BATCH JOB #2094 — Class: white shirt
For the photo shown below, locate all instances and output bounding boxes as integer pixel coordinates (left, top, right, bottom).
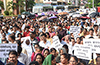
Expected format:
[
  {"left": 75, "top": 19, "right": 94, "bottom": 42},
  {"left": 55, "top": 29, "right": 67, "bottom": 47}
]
[
  {"left": 39, "top": 40, "right": 51, "bottom": 48},
  {"left": 85, "top": 35, "right": 98, "bottom": 39},
  {"left": 18, "top": 53, "right": 29, "bottom": 65},
  {"left": 22, "top": 43, "right": 33, "bottom": 62}
]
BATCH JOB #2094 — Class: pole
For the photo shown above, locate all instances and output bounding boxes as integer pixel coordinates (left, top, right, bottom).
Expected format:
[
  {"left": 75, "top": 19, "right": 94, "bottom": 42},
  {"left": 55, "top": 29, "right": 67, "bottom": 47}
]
[{"left": 93, "top": 0, "right": 94, "bottom": 10}]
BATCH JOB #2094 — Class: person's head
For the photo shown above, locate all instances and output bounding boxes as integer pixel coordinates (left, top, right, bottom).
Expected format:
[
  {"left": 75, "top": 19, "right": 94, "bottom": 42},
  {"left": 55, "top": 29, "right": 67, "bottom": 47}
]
[
  {"left": 71, "top": 38, "right": 75, "bottom": 45},
  {"left": 34, "top": 43, "right": 39, "bottom": 51},
  {"left": 46, "top": 32, "right": 50, "bottom": 38},
  {"left": 29, "top": 61, "right": 39, "bottom": 65},
  {"left": 93, "top": 25, "right": 98, "bottom": 31},
  {"left": 96, "top": 53, "right": 100, "bottom": 57},
  {"left": 8, "top": 50, "right": 18, "bottom": 63},
  {"left": 41, "top": 33, "right": 47, "bottom": 41},
  {"left": 58, "top": 24, "right": 62, "bottom": 30},
  {"left": 25, "top": 26, "right": 30, "bottom": 32},
  {"left": 69, "top": 55, "right": 78, "bottom": 65},
  {"left": 76, "top": 37, "right": 80, "bottom": 44},
  {"left": 17, "top": 33, "right": 22, "bottom": 38},
  {"left": 63, "top": 45, "right": 69, "bottom": 54},
  {"left": 2, "top": 32, "right": 6, "bottom": 37},
  {"left": 96, "top": 56, "right": 100, "bottom": 65},
  {"left": 8, "top": 34, "right": 15, "bottom": 42},
  {"left": 89, "top": 28, "right": 94, "bottom": 35},
  {"left": 30, "top": 31, "right": 36, "bottom": 38},
  {"left": 59, "top": 48, "right": 66, "bottom": 55},
  {"left": 34, "top": 53, "right": 44, "bottom": 64},
  {"left": 25, "top": 39, "right": 30, "bottom": 45},
  {"left": 42, "top": 48, "right": 49, "bottom": 58},
  {"left": 50, "top": 48, "right": 56, "bottom": 57},
  {"left": 60, "top": 53, "right": 69, "bottom": 64}
]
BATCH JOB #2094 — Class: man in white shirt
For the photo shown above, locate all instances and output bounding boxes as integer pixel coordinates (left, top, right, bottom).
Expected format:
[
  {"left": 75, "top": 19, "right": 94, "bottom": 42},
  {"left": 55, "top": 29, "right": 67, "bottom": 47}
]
[
  {"left": 18, "top": 46, "right": 29, "bottom": 65},
  {"left": 85, "top": 28, "right": 98, "bottom": 39},
  {"left": 39, "top": 33, "right": 51, "bottom": 48}
]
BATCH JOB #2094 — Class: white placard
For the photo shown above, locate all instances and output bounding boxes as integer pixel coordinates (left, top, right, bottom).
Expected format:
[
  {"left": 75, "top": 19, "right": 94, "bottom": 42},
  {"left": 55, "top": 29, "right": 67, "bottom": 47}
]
[
  {"left": 83, "top": 39, "right": 100, "bottom": 53},
  {"left": 74, "top": 45, "right": 92, "bottom": 60},
  {"left": 0, "top": 44, "right": 17, "bottom": 58},
  {"left": 50, "top": 36, "right": 63, "bottom": 51},
  {"left": 70, "top": 26, "right": 80, "bottom": 40}
]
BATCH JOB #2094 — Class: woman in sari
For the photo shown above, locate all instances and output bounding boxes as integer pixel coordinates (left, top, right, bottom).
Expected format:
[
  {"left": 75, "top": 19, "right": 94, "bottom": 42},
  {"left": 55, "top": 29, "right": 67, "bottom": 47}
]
[{"left": 42, "top": 54, "right": 56, "bottom": 65}]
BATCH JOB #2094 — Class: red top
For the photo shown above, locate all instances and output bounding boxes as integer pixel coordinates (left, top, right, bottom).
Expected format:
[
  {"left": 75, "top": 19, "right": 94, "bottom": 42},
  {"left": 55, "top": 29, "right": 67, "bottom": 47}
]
[{"left": 23, "top": 31, "right": 31, "bottom": 37}]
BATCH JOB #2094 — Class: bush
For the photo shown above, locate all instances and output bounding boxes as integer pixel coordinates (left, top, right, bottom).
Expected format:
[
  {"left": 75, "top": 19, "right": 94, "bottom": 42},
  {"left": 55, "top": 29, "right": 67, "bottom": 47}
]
[
  {"left": 4, "top": 11, "right": 9, "bottom": 15},
  {"left": 9, "top": 11, "right": 13, "bottom": 15},
  {"left": 21, "top": 9, "right": 25, "bottom": 14}
]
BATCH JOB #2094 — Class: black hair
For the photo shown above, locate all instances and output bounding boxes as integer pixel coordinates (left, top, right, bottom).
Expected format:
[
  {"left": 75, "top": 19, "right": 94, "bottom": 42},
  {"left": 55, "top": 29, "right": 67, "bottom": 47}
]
[
  {"left": 35, "top": 53, "right": 44, "bottom": 63},
  {"left": 63, "top": 45, "right": 68, "bottom": 49},
  {"left": 16, "top": 40, "right": 21, "bottom": 46},
  {"left": 8, "top": 50, "right": 18, "bottom": 56},
  {"left": 29, "top": 61, "right": 39, "bottom": 65},
  {"left": 76, "top": 37, "right": 80, "bottom": 40},
  {"left": 25, "top": 26, "right": 30, "bottom": 29},
  {"left": 70, "top": 55, "right": 78, "bottom": 63},
  {"left": 51, "top": 55, "right": 55, "bottom": 61},
  {"left": 50, "top": 48, "right": 56, "bottom": 52},
  {"left": 46, "top": 32, "right": 50, "bottom": 38},
  {"left": 96, "top": 56, "right": 100, "bottom": 61},
  {"left": 41, "top": 33, "right": 47, "bottom": 37},
  {"left": 61, "top": 53, "right": 69, "bottom": 59},
  {"left": 17, "top": 33, "right": 22, "bottom": 38},
  {"left": 9, "top": 34, "right": 15, "bottom": 40},
  {"left": 89, "top": 28, "right": 94, "bottom": 32},
  {"left": 93, "top": 25, "right": 98, "bottom": 28},
  {"left": 44, "top": 49, "right": 49, "bottom": 53},
  {"left": 57, "top": 34, "right": 63, "bottom": 41},
  {"left": 17, "top": 46, "right": 22, "bottom": 54}
]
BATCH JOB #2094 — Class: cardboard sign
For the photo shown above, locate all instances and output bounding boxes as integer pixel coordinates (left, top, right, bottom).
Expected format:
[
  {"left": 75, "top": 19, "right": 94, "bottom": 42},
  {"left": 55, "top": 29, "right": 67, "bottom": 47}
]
[
  {"left": 74, "top": 45, "right": 91, "bottom": 60},
  {"left": 83, "top": 39, "right": 100, "bottom": 53},
  {"left": 50, "top": 36, "right": 63, "bottom": 51},
  {"left": 70, "top": 26, "right": 80, "bottom": 40},
  {"left": 0, "top": 44, "right": 17, "bottom": 58}
]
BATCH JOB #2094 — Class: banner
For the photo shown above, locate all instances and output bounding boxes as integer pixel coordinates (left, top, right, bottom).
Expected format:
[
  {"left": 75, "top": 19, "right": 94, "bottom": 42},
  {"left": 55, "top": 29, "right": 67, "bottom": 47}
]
[
  {"left": 50, "top": 36, "right": 63, "bottom": 51},
  {"left": 83, "top": 39, "right": 100, "bottom": 53},
  {"left": 0, "top": 44, "right": 17, "bottom": 58},
  {"left": 74, "top": 45, "right": 91, "bottom": 60}
]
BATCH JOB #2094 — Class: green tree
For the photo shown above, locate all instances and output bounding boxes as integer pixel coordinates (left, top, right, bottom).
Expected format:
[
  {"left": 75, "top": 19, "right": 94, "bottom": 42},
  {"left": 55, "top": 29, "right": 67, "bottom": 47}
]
[
  {"left": 0, "top": 0, "right": 4, "bottom": 9},
  {"left": 7, "top": 1, "right": 17, "bottom": 11},
  {"left": 17, "top": 0, "right": 25, "bottom": 14},
  {"left": 26, "top": 0, "right": 35, "bottom": 12}
]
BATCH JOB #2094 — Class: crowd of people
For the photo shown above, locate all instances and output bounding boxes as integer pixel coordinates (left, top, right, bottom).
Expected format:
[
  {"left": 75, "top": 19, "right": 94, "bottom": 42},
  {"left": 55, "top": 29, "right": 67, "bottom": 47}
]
[{"left": 0, "top": 8, "right": 100, "bottom": 65}]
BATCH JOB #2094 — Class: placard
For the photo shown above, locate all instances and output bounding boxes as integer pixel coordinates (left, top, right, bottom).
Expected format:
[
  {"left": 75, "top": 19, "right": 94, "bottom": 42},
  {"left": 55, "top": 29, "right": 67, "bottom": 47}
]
[
  {"left": 50, "top": 36, "right": 63, "bottom": 51},
  {"left": 0, "top": 44, "right": 17, "bottom": 58},
  {"left": 74, "top": 45, "right": 91, "bottom": 60},
  {"left": 83, "top": 39, "right": 100, "bottom": 53}
]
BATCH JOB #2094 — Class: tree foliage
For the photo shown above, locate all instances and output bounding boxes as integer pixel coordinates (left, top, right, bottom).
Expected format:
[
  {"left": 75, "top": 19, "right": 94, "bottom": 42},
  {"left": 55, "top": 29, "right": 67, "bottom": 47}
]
[{"left": 0, "top": 0, "right": 4, "bottom": 9}]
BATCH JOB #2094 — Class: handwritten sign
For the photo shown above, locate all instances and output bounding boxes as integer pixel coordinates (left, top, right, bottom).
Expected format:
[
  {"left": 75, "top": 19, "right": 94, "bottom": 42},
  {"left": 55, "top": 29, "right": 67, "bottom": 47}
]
[
  {"left": 83, "top": 39, "right": 100, "bottom": 53},
  {"left": 74, "top": 45, "right": 91, "bottom": 60},
  {"left": 50, "top": 36, "right": 63, "bottom": 51},
  {"left": 0, "top": 44, "right": 17, "bottom": 58}
]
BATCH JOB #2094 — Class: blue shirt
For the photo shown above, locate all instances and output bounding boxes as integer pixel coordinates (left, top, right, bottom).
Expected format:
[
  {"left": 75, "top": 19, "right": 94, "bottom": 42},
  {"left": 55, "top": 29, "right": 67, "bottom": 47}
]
[{"left": 17, "top": 60, "right": 24, "bottom": 65}]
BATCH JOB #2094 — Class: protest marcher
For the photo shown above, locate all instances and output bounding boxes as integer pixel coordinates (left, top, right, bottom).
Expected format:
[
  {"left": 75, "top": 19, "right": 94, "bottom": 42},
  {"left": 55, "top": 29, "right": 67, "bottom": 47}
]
[
  {"left": 29, "top": 61, "right": 39, "bottom": 65},
  {"left": 17, "top": 46, "right": 29, "bottom": 65},
  {"left": 57, "top": 53, "right": 69, "bottom": 65},
  {"left": 42, "top": 54, "right": 56, "bottom": 65},
  {"left": 8, "top": 50, "right": 24, "bottom": 65},
  {"left": 42, "top": 48, "right": 50, "bottom": 58},
  {"left": 68, "top": 55, "right": 78, "bottom": 65},
  {"left": 39, "top": 33, "right": 51, "bottom": 48},
  {"left": 50, "top": 48, "right": 57, "bottom": 57},
  {"left": 0, "top": 60, "right": 4, "bottom": 65},
  {"left": 33, "top": 53, "right": 44, "bottom": 65}
]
